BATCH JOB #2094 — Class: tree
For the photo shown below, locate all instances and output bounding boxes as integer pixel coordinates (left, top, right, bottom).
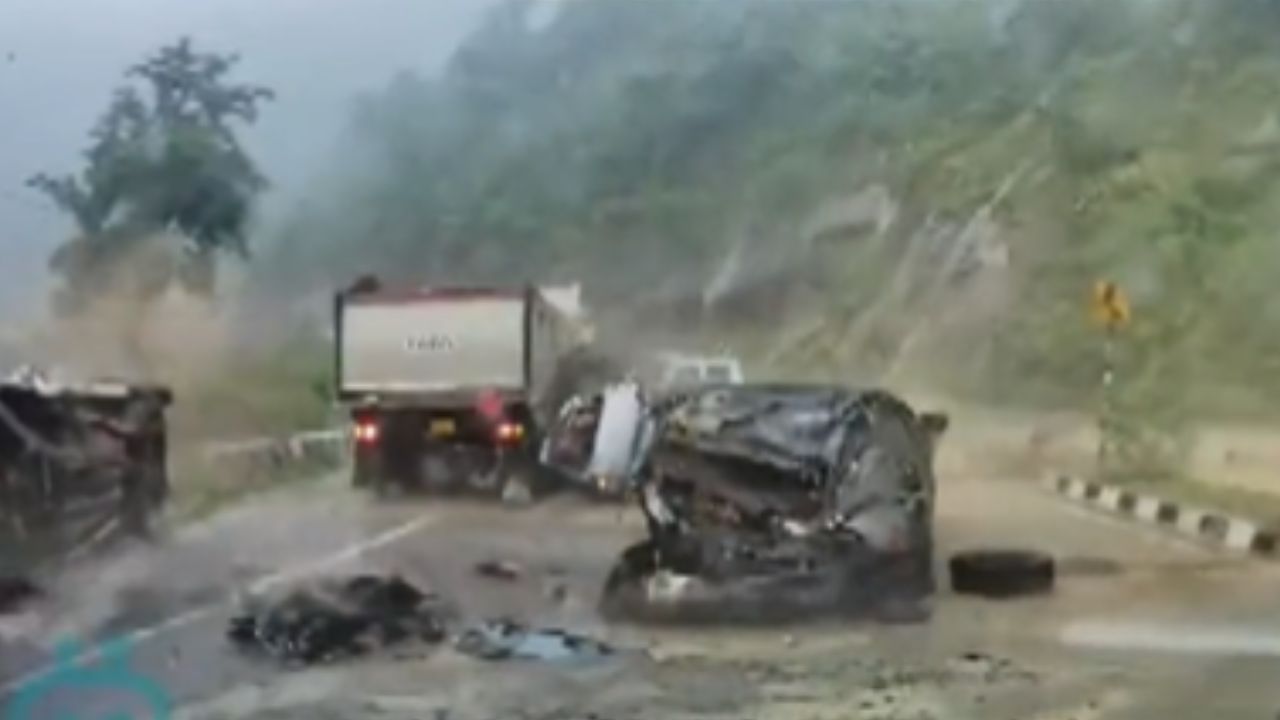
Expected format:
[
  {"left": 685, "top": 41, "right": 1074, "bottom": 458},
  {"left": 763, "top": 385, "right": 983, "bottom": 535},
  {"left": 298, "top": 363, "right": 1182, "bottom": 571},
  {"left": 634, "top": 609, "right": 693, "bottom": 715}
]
[{"left": 29, "top": 38, "right": 274, "bottom": 314}]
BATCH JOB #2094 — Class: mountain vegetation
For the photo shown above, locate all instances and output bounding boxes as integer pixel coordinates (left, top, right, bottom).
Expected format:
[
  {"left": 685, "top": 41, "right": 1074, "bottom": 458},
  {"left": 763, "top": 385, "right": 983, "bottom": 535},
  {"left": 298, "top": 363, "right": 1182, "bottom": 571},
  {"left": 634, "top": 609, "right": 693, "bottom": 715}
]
[{"left": 254, "top": 0, "right": 1280, "bottom": 475}]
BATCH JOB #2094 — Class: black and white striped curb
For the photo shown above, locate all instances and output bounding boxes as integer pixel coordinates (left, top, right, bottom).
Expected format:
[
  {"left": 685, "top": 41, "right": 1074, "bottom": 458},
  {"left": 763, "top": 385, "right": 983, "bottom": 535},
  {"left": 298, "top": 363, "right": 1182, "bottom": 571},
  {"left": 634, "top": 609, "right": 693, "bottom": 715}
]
[{"left": 1047, "top": 475, "right": 1279, "bottom": 558}]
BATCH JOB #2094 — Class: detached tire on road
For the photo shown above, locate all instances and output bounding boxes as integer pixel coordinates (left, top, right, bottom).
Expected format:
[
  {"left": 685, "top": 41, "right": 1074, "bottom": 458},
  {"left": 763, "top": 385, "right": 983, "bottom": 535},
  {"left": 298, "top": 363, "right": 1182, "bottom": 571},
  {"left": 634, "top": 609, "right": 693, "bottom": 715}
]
[{"left": 949, "top": 549, "right": 1055, "bottom": 598}]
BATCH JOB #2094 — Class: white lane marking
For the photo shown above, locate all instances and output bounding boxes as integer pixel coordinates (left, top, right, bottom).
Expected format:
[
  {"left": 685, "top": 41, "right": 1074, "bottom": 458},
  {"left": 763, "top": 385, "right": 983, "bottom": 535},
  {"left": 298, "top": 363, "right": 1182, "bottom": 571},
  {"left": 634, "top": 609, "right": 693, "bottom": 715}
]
[
  {"left": 1061, "top": 619, "right": 1280, "bottom": 657},
  {"left": 248, "top": 515, "right": 435, "bottom": 594},
  {"left": 0, "top": 513, "right": 437, "bottom": 696}
]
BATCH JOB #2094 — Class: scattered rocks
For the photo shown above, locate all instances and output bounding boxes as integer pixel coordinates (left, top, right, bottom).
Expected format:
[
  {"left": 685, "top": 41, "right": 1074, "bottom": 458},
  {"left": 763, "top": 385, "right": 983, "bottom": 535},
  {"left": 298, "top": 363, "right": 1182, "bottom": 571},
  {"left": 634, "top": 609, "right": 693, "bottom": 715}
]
[
  {"left": 947, "top": 651, "right": 1038, "bottom": 684},
  {"left": 851, "top": 688, "right": 942, "bottom": 720},
  {"left": 474, "top": 559, "right": 524, "bottom": 582},
  {"left": 546, "top": 582, "right": 569, "bottom": 604},
  {"left": 0, "top": 575, "right": 40, "bottom": 613}
]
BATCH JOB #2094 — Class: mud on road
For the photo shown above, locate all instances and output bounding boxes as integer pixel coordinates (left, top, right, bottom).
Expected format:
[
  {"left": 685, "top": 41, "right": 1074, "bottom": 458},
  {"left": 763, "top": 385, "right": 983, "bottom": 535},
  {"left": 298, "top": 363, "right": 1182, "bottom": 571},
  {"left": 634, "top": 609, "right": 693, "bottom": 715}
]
[{"left": 3, "top": 466, "right": 1280, "bottom": 719}]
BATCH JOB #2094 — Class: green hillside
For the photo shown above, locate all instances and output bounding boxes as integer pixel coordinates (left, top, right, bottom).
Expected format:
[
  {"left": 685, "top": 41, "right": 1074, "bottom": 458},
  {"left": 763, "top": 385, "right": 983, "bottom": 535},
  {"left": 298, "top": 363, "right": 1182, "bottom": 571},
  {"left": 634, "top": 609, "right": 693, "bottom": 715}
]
[{"left": 260, "top": 0, "right": 1280, "bottom": 465}]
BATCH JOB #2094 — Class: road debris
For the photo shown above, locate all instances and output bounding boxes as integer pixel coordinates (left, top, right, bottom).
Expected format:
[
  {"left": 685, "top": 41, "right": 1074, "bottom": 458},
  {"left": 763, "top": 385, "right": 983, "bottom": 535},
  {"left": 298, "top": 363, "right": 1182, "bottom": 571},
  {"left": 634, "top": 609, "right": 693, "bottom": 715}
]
[
  {"left": 947, "top": 651, "right": 1039, "bottom": 683},
  {"left": 597, "top": 384, "right": 948, "bottom": 622},
  {"left": 949, "top": 549, "right": 1055, "bottom": 598},
  {"left": 226, "top": 574, "right": 449, "bottom": 665},
  {"left": 453, "top": 619, "right": 614, "bottom": 662},
  {"left": 545, "top": 581, "right": 569, "bottom": 604},
  {"left": 0, "top": 575, "right": 39, "bottom": 613},
  {"left": 474, "top": 559, "right": 524, "bottom": 582}
]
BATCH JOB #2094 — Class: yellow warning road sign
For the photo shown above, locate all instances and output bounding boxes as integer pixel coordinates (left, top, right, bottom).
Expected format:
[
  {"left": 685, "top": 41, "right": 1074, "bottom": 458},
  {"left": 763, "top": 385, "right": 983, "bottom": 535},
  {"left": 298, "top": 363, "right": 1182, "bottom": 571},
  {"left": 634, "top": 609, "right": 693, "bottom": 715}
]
[{"left": 1091, "top": 280, "right": 1131, "bottom": 331}]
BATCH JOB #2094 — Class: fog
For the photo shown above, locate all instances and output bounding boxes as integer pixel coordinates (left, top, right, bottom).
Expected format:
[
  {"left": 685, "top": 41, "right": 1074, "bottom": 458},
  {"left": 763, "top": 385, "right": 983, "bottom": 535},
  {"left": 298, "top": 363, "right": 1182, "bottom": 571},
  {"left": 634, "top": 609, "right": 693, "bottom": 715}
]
[{"left": 0, "top": 0, "right": 496, "bottom": 319}]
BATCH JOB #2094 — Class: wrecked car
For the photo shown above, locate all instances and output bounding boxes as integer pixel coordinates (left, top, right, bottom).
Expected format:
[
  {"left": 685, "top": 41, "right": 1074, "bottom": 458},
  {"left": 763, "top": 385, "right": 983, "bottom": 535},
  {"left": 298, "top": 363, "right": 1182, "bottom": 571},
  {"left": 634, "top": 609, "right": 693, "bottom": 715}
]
[
  {"left": 0, "top": 369, "right": 171, "bottom": 575},
  {"left": 587, "top": 383, "right": 948, "bottom": 623},
  {"left": 540, "top": 379, "right": 655, "bottom": 499}
]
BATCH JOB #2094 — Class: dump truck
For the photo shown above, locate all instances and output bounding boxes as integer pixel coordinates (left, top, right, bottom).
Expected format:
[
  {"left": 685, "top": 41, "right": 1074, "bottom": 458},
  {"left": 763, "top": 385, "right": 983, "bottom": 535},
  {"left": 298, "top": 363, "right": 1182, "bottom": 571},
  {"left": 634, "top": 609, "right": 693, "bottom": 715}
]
[
  {"left": 0, "top": 369, "right": 171, "bottom": 576},
  {"left": 335, "top": 280, "right": 599, "bottom": 499}
]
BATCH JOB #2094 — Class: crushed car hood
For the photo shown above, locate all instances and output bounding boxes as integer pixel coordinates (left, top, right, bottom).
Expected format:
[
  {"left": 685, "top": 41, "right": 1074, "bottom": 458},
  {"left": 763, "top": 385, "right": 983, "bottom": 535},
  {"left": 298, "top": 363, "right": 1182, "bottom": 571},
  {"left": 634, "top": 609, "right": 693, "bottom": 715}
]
[
  {"left": 648, "top": 384, "right": 946, "bottom": 539},
  {"left": 602, "top": 384, "right": 948, "bottom": 623},
  {"left": 662, "top": 384, "right": 923, "bottom": 484}
]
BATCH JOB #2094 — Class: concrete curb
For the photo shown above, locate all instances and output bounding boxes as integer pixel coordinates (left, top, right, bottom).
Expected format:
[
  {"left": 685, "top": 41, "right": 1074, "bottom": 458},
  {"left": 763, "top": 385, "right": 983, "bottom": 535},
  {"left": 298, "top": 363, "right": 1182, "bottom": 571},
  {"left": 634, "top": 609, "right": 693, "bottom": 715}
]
[{"left": 1046, "top": 475, "right": 1279, "bottom": 558}]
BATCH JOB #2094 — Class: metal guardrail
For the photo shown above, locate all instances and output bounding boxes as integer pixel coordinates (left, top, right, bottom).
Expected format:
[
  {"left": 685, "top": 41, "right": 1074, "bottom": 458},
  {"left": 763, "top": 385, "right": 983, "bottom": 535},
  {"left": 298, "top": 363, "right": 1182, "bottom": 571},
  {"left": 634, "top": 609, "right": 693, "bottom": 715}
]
[
  {"left": 201, "top": 428, "right": 346, "bottom": 460},
  {"left": 195, "top": 428, "right": 349, "bottom": 481}
]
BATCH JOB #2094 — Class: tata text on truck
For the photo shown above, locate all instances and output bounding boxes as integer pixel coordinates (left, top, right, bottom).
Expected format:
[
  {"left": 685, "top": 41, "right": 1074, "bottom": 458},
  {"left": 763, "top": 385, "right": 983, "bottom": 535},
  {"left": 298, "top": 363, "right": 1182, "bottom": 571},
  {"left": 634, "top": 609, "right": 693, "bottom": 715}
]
[{"left": 334, "top": 281, "right": 589, "bottom": 500}]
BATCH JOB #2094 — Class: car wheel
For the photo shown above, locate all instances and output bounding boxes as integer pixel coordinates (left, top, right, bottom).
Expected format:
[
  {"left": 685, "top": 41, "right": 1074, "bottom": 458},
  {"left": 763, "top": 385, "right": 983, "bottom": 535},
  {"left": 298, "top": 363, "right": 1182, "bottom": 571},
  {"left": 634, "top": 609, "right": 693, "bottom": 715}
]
[{"left": 949, "top": 549, "right": 1055, "bottom": 598}]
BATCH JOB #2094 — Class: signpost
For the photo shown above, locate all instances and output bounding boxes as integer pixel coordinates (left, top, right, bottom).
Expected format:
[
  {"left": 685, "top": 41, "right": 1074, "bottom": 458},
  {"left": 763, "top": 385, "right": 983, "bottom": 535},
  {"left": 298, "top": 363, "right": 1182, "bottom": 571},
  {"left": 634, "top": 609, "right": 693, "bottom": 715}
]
[
  {"left": 1091, "top": 280, "right": 1130, "bottom": 465},
  {"left": 1092, "top": 280, "right": 1131, "bottom": 332}
]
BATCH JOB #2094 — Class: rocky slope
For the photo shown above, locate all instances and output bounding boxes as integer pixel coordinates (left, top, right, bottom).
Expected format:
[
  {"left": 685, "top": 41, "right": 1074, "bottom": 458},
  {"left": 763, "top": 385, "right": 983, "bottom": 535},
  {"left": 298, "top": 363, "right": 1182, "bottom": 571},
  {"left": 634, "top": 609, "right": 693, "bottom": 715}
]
[{"left": 261, "top": 0, "right": 1280, "bottom": 418}]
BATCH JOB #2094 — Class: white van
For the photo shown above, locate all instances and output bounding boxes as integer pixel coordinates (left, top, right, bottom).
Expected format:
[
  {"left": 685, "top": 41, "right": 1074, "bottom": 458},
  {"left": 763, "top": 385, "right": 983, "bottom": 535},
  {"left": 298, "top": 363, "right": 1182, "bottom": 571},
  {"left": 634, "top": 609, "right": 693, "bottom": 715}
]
[{"left": 655, "top": 352, "right": 745, "bottom": 390}]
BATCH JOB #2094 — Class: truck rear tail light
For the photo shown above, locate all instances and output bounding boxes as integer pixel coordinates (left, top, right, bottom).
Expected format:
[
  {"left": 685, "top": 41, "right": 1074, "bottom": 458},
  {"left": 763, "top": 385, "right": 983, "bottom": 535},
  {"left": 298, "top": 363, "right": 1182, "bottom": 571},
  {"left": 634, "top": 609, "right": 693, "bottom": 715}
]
[
  {"left": 353, "top": 421, "right": 380, "bottom": 444},
  {"left": 495, "top": 422, "right": 525, "bottom": 444}
]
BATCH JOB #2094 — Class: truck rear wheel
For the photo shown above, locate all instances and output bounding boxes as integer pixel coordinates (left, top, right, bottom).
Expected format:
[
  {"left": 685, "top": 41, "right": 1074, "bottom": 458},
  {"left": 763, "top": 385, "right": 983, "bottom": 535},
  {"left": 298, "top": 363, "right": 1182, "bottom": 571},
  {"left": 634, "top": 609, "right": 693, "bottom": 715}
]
[
  {"left": 353, "top": 462, "right": 396, "bottom": 494},
  {"left": 353, "top": 463, "right": 404, "bottom": 498},
  {"left": 373, "top": 479, "right": 404, "bottom": 499}
]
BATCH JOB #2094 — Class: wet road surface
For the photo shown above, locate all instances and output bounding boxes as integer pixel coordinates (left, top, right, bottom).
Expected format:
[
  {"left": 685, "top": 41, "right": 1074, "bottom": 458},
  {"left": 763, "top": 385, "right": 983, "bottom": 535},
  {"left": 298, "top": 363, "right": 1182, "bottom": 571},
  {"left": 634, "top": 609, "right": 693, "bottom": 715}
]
[{"left": 3, "top": 466, "right": 1280, "bottom": 719}]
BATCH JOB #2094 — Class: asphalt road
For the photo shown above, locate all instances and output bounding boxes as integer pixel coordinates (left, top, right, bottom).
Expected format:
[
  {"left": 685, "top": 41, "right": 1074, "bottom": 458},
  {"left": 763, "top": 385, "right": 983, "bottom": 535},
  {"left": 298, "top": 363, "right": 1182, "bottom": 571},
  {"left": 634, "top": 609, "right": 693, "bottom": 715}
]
[{"left": 3, "top": 465, "right": 1280, "bottom": 719}]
